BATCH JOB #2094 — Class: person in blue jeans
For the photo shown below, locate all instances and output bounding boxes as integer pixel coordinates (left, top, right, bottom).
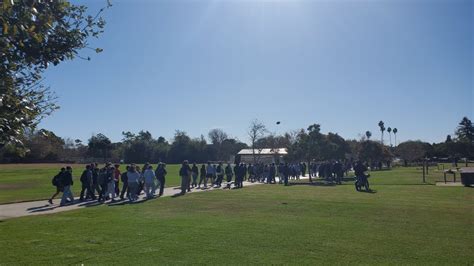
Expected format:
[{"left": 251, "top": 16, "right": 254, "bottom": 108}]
[{"left": 60, "top": 166, "right": 74, "bottom": 206}]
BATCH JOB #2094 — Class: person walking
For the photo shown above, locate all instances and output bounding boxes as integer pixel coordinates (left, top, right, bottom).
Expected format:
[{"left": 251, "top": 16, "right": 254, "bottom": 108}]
[
  {"left": 143, "top": 165, "right": 156, "bottom": 199},
  {"left": 283, "top": 163, "right": 289, "bottom": 186},
  {"left": 180, "top": 160, "right": 192, "bottom": 194},
  {"left": 120, "top": 165, "right": 130, "bottom": 200},
  {"left": 79, "top": 165, "right": 95, "bottom": 201},
  {"left": 155, "top": 163, "right": 167, "bottom": 197},
  {"left": 191, "top": 163, "right": 199, "bottom": 188},
  {"left": 215, "top": 162, "right": 224, "bottom": 187},
  {"left": 269, "top": 163, "right": 276, "bottom": 184},
  {"left": 97, "top": 167, "right": 107, "bottom": 202},
  {"left": 206, "top": 162, "right": 214, "bottom": 187},
  {"left": 198, "top": 164, "right": 207, "bottom": 188},
  {"left": 48, "top": 168, "right": 65, "bottom": 204},
  {"left": 60, "top": 166, "right": 74, "bottom": 206},
  {"left": 114, "top": 164, "right": 121, "bottom": 196},
  {"left": 91, "top": 163, "right": 100, "bottom": 196},
  {"left": 224, "top": 163, "right": 233, "bottom": 189},
  {"left": 127, "top": 164, "right": 140, "bottom": 201},
  {"left": 106, "top": 166, "right": 117, "bottom": 201}
]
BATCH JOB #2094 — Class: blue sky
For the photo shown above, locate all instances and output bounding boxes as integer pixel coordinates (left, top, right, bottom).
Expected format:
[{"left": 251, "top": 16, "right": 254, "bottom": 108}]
[{"left": 40, "top": 0, "right": 473, "bottom": 145}]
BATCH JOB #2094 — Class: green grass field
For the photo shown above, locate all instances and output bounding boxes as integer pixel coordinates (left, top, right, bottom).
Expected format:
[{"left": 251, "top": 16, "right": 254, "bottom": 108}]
[
  {"left": 0, "top": 165, "right": 473, "bottom": 264},
  {"left": 0, "top": 163, "right": 470, "bottom": 204},
  {"left": 0, "top": 163, "right": 182, "bottom": 204}
]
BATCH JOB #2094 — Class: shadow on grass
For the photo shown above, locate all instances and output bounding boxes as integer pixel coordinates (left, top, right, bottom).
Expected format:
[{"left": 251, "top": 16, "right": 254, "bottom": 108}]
[
  {"left": 171, "top": 192, "right": 186, "bottom": 198},
  {"left": 27, "top": 200, "right": 85, "bottom": 213},
  {"left": 288, "top": 181, "right": 337, "bottom": 187},
  {"left": 27, "top": 204, "right": 50, "bottom": 211},
  {"left": 107, "top": 198, "right": 149, "bottom": 206},
  {"left": 374, "top": 183, "right": 435, "bottom": 186},
  {"left": 357, "top": 189, "right": 377, "bottom": 194},
  {"left": 29, "top": 206, "right": 57, "bottom": 213}
]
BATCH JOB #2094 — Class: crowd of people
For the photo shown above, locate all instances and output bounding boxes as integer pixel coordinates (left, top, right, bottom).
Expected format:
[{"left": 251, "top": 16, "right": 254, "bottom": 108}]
[{"left": 48, "top": 160, "right": 370, "bottom": 206}]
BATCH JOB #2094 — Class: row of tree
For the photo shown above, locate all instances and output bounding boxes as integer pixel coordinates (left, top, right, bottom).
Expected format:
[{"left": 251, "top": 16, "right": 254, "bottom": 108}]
[{"left": 1, "top": 117, "right": 472, "bottom": 165}]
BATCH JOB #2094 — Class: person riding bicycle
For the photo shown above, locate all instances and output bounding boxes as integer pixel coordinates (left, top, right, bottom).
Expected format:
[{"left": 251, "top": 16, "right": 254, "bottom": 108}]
[{"left": 354, "top": 161, "right": 368, "bottom": 183}]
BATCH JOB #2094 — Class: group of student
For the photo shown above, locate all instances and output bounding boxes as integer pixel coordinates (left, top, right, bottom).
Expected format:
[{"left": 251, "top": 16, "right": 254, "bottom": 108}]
[
  {"left": 48, "top": 160, "right": 367, "bottom": 206},
  {"left": 49, "top": 162, "right": 168, "bottom": 206}
]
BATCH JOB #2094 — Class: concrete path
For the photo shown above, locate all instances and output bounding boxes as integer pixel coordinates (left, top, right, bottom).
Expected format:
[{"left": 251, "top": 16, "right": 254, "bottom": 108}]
[{"left": 0, "top": 176, "right": 309, "bottom": 220}]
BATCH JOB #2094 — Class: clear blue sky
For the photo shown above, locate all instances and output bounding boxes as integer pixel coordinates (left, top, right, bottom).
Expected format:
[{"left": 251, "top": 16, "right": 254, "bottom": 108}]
[{"left": 40, "top": 0, "right": 473, "bottom": 145}]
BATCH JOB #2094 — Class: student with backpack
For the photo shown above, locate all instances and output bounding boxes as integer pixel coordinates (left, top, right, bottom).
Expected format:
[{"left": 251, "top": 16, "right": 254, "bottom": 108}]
[
  {"left": 48, "top": 168, "right": 65, "bottom": 204},
  {"left": 60, "top": 166, "right": 74, "bottom": 206},
  {"left": 215, "top": 162, "right": 224, "bottom": 188}
]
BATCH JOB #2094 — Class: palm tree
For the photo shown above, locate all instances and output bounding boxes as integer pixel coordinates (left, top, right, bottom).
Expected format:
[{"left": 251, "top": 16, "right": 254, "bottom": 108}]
[
  {"left": 365, "top": 131, "right": 372, "bottom": 140},
  {"left": 387, "top": 127, "right": 392, "bottom": 146},
  {"left": 393, "top": 128, "right": 398, "bottom": 146},
  {"left": 378, "top": 121, "right": 385, "bottom": 145}
]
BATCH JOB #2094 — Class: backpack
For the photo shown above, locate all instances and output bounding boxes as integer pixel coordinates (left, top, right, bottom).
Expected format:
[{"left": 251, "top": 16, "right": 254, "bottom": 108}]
[
  {"left": 52, "top": 174, "right": 61, "bottom": 187},
  {"left": 80, "top": 170, "right": 87, "bottom": 183}
]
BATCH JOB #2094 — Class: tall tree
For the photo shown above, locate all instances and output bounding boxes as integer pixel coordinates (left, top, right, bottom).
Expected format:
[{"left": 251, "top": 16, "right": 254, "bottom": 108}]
[
  {"left": 365, "top": 131, "right": 372, "bottom": 140},
  {"left": 456, "top": 117, "right": 474, "bottom": 144},
  {"left": 0, "top": 0, "right": 110, "bottom": 146},
  {"left": 88, "top": 133, "right": 112, "bottom": 161},
  {"left": 455, "top": 117, "right": 474, "bottom": 161},
  {"left": 387, "top": 127, "right": 392, "bottom": 146},
  {"left": 395, "top": 141, "right": 430, "bottom": 166},
  {"left": 247, "top": 119, "right": 267, "bottom": 164},
  {"left": 392, "top": 128, "right": 398, "bottom": 146},
  {"left": 208, "top": 128, "right": 228, "bottom": 160},
  {"left": 378, "top": 121, "right": 385, "bottom": 145}
]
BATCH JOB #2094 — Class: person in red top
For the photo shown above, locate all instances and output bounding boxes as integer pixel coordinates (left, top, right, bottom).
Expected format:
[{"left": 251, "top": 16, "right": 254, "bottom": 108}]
[{"left": 114, "top": 164, "right": 121, "bottom": 196}]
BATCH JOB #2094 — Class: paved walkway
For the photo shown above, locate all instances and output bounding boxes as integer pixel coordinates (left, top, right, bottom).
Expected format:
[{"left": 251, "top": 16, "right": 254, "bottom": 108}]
[{"left": 0, "top": 176, "right": 309, "bottom": 220}]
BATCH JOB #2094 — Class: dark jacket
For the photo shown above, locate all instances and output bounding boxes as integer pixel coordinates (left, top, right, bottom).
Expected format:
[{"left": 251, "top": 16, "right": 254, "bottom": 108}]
[
  {"left": 192, "top": 165, "right": 199, "bottom": 175},
  {"left": 62, "top": 171, "right": 73, "bottom": 186},
  {"left": 179, "top": 165, "right": 191, "bottom": 176},
  {"left": 155, "top": 167, "right": 167, "bottom": 178},
  {"left": 354, "top": 163, "right": 368, "bottom": 177},
  {"left": 225, "top": 165, "right": 233, "bottom": 176}
]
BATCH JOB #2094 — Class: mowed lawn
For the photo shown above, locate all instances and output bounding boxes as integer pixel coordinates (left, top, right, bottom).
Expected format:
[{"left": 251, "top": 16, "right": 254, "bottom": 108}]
[
  {"left": 0, "top": 163, "right": 183, "bottom": 204},
  {"left": 0, "top": 167, "right": 473, "bottom": 264}
]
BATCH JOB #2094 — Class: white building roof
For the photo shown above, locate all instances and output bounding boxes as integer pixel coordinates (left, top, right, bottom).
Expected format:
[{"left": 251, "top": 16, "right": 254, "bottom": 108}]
[{"left": 237, "top": 148, "right": 288, "bottom": 155}]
